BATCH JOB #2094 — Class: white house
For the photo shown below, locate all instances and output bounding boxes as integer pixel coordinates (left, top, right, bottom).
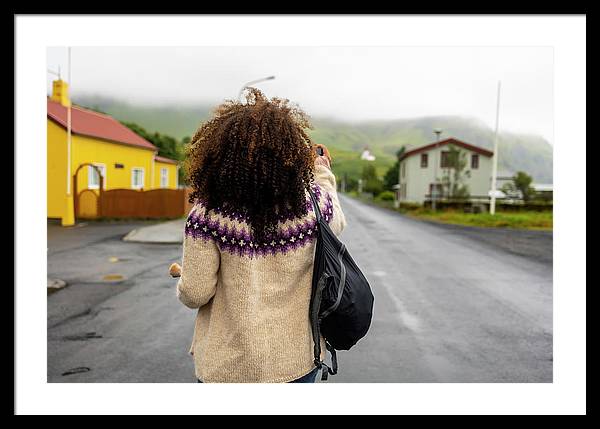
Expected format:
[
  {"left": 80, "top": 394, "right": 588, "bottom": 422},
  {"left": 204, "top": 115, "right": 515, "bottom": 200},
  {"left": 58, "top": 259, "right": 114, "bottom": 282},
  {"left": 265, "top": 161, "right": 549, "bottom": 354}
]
[
  {"left": 397, "top": 137, "right": 494, "bottom": 204},
  {"left": 360, "top": 147, "right": 376, "bottom": 161}
]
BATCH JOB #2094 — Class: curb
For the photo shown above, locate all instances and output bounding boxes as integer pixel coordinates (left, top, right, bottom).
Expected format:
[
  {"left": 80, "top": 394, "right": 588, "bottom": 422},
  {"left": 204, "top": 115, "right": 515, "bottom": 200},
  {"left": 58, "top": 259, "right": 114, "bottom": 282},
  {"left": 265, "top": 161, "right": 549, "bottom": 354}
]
[
  {"left": 121, "top": 219, "right": 185, "bottom": 244},
  {"left": 122, "top": 232, "right": 183, "bottom": 244}
]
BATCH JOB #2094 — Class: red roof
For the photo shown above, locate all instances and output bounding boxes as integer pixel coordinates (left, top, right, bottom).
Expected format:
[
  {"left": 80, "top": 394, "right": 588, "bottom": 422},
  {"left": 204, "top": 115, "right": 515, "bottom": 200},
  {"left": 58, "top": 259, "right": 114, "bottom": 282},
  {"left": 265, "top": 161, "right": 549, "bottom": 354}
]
[
  {"left": 47, "top": 98, "right": 157, "bottom": 151},
  {"left": 155, "top": 155, "right": 179, "bottom": 165},
  {"left": 400, "top": 137, "right": 493, "bottom": 161}
]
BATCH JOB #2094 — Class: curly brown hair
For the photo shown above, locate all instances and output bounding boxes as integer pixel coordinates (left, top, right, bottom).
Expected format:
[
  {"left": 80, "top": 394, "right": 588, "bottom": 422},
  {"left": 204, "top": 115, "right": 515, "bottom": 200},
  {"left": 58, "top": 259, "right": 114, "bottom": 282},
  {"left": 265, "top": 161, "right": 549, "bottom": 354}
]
[{"left": 185, "top": 88, "right": 317, "bottom": 242}]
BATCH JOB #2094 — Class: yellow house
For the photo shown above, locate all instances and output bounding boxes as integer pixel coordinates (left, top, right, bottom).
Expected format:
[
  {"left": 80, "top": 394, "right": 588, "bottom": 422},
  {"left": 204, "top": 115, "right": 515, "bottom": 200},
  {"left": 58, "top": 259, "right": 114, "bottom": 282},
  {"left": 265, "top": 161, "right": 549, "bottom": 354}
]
[
  {"left": 47, "top": 79, "right": 180, "bottom": 226},
  {"left": 153, "top": 156, "right": 179, "bottom": 189}
]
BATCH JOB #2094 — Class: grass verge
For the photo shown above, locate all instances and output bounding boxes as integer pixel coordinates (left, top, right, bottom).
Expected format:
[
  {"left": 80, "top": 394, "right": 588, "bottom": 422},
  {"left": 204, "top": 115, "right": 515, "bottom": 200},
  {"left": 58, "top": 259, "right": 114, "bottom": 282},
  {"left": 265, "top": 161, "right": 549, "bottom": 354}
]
[
  {"left": 345, "top": 192, "right": 553, "bottom": 231},
  {"left": 403, "top": 208, "right": 553, "bottom": 230}
]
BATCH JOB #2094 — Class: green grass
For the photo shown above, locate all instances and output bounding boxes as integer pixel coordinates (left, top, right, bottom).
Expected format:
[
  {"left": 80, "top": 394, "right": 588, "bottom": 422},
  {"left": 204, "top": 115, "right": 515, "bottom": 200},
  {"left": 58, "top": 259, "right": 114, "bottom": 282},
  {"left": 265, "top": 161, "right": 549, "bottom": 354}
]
[
  {"left": 402, "top": 208, "right": 553, "bottom": 230},
  {"left": 344, "top": 193, "right": 553, "bottom": 231}
]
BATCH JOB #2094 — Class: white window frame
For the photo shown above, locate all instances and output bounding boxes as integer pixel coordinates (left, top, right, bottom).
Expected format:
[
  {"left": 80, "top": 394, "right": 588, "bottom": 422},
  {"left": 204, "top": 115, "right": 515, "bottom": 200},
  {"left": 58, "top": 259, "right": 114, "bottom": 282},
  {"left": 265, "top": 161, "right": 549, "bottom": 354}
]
[
  {"left": 88, "top": 163, "right": 106, "bottom": 190},
  {"left": 131, "top": 167, "right": 145, "bottom": 190},
  {"left": 160, "top": 167, "right": 169, "bottom": 188}
]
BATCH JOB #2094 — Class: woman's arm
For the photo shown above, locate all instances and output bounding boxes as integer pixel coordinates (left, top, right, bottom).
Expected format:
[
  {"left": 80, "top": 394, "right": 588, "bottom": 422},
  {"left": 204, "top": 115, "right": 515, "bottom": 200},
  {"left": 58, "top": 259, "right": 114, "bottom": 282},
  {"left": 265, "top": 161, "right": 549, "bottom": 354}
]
[
  {"left": 176, "top": 213, "right": 220, "bottom": 309},
  {"left": 313, "top": 158, "right": 347, "bottom": 236}
]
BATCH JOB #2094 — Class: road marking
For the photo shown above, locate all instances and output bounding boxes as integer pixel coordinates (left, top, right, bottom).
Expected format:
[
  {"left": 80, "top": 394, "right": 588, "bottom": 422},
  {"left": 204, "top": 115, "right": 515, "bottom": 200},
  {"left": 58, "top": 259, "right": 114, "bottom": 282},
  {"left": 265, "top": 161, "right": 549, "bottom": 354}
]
[
  {"left": 102, "top": 274, "right": 125, "bottom": 282},
  {"left": 373, "top": 270, "right": 422, "bottom": 333}
]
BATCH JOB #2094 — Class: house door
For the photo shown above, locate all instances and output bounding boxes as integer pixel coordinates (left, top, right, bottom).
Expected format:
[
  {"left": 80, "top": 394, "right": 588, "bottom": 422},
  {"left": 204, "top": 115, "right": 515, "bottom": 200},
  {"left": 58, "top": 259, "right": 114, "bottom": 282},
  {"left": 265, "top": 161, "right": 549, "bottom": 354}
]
[
  {"left": 429, "top": 183, "right": 443, "bottom": 199},
  {"left": 76, "top": 189, "right": 99, "bottom": 219},
  {"left": 73, "top": 163, "right": 104, "bottom": 220}
]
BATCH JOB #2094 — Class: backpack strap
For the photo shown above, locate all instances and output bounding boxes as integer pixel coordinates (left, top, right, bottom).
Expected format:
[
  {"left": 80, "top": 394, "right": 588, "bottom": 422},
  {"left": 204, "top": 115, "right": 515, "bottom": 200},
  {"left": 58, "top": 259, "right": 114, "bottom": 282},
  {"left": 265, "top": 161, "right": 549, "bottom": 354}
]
[
  {"left": 308, "top": 186, "right": 322, "bottom": 222},
  {"left": 308, "top": 186, "right": 339, "bottom": 381},
  {"left": 315, "top": 349, "right": 337, "bottom": 381},
  {"left": 326, "top": 341, "right": 338, "bottom": 375}
]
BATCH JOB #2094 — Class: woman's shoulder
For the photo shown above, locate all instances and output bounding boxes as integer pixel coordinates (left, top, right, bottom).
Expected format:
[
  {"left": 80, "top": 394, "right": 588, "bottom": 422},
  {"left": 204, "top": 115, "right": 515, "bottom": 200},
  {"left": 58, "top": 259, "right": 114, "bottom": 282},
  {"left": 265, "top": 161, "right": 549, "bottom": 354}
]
[{"left": 183, "top": 184, "right": 335, "bottom": 257}]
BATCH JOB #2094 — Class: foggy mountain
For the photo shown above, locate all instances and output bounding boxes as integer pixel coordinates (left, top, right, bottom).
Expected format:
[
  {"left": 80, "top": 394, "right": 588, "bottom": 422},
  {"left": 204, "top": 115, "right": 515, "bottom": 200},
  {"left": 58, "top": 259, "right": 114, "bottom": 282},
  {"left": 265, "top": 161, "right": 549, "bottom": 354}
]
[{"left": 74, "top": 95, "right": 553, "bottom": 183}]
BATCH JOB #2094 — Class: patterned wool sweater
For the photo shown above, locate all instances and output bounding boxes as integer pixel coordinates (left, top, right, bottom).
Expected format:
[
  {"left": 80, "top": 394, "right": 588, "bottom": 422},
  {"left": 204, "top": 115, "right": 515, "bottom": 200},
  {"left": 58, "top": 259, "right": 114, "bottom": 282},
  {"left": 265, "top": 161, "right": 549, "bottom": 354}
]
[{"left": 176, "top": 164, "right": 347, "bottom": 383}]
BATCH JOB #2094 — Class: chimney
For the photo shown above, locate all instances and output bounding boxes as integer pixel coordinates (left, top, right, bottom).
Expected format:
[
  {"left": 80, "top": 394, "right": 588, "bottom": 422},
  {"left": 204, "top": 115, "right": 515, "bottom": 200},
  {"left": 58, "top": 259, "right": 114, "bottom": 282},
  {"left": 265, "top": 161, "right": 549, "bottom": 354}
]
[{"left": 50, "top": 79, "right": 71, "bottom": 107}]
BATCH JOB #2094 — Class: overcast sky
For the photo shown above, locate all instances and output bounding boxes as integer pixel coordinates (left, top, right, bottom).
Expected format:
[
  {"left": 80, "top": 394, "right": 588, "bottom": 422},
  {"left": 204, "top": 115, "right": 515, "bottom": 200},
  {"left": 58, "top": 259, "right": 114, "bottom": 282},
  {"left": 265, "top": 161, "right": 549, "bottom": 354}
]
[{"left": 47, "top": 46, "right": 553, "bottom": 142}]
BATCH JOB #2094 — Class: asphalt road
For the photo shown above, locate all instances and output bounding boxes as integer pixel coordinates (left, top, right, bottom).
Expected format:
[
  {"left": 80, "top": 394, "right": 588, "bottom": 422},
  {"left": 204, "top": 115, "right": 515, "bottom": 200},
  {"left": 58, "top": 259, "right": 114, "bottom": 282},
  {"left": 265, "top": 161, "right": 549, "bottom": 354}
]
[{"left": 47, "top": 195, "right": 552, "bottom": 383}]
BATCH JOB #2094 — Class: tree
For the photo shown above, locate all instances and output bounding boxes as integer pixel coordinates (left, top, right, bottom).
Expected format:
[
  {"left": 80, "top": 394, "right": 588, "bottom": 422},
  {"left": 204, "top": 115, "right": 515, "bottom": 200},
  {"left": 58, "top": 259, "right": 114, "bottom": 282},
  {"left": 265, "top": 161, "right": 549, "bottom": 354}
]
[
  {"left": 440, "top": 144, "right": 471, "bottom": 200},
  {"left": 383, "top": 146, "right": 406, "bottom": 191},
  {"left": 179, "top": 136, "right": 192, "bottom": 185},
  {"left": 121, "top": 121, "right": 184, "bottom": 162},
  {"left": 503, "top": 171, "right": 535, "bottom": 202},
  {"left": 122, "top": 121, "right": 188, "bottom": 185},
  {"left": 361, "top": 163, "right": 384, "bottom": 196}
]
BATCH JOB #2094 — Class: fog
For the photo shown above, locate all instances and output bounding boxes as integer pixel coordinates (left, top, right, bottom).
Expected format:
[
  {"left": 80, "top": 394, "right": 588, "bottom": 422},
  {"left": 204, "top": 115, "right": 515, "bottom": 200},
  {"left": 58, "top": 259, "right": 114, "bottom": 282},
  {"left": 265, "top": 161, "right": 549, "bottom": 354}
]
[{"left": 47, "top": 46, "right": 553, "bottom": 142}]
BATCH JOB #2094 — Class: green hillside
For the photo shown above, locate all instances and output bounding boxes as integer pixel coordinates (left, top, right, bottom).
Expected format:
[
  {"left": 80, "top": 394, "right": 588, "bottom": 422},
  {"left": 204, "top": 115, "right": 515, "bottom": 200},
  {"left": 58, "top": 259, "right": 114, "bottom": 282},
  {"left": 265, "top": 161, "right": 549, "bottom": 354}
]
[
  {"left": 310, "top": 116, "right": 553, "bottom": 183},
  {"left": 74, "top": 95, "right": 553, "bottom": 184},
  {"left": 74, "top": 95, "right": 213, "bottom": 139}
]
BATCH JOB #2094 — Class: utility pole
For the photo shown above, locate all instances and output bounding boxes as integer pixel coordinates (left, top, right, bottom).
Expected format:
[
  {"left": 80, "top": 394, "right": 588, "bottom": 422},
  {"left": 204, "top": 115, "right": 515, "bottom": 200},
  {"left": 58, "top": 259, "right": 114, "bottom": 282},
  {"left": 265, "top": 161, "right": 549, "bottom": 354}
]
[
  {"left": 395, "top": 149, "right": 404, "bottom": 208},
  {"left": 67, "top": 47, "right": 72, "bottom": 196},
  {"left": 64, "top": 47, "right": 75, "bottom": 226},
  {"left": 490, "top": 81, "right": 502, "bottom": 215},
  {"left": 432, "top": 128, "right": 442, "bottom": 210},
  {"left": 396, "top": 156, "right": 401, "bottom": 208}
]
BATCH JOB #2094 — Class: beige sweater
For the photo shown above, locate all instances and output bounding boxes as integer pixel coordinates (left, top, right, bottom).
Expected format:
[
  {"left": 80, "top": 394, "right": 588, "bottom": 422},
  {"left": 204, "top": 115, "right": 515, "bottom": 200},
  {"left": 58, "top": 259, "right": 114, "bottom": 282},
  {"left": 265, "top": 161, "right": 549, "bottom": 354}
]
[{"left": 176, "top": 164, "right": 347, "bottom": 383}]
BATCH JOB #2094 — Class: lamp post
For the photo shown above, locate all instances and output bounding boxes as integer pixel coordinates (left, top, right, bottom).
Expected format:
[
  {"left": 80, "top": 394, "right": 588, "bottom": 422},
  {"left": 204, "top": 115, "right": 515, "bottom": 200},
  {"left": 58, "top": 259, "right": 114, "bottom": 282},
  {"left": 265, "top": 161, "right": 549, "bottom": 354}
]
[
  {"left": 432, "top": 128, "right": 442, "bottom": 211},
  {"left": 238, "top": 76, "right": 275, "bottom": 101},
  {"left": 47, "top": 67, "right": 60, "bottom": 79}
]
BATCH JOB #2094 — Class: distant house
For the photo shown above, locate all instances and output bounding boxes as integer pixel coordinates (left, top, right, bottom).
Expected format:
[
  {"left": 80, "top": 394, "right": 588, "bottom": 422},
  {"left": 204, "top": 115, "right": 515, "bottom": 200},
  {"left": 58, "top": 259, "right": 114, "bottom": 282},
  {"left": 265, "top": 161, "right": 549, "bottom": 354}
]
[
  {"left": 397, "top": 137, "right": 494, "bottom": 204},
  {"left": 497, "top": 171, "right": 553, "bottom": 200},
  {"left": 360, "top": 147, "right": 376, "bottom": 161},
  {"left": 495, "top": 170, "right": 515, "bottom": 190},
  {"left": 47, "top": 79, "right": 180, "bottom": 225},
  {"left": 532, "top": 184, "right": 553, "bottom": 202}
]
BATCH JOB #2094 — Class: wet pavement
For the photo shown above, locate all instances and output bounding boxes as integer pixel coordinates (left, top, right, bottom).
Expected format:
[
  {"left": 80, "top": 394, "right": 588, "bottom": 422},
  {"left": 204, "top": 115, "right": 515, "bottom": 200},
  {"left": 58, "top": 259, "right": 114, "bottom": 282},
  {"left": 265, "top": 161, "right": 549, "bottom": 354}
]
[{"left": 47, "top": 196, "right": 552, "bottom": 383}]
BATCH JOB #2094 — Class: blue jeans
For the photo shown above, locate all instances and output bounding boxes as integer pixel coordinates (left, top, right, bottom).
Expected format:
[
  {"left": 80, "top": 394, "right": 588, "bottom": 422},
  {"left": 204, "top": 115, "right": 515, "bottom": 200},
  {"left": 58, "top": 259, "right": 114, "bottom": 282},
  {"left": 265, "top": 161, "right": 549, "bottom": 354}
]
[
  {"left": 289, "top": 367, "right": 319, "bottom": 383},
  {"left": 197, "top": 367, "right": 319, "bottom": 383}
]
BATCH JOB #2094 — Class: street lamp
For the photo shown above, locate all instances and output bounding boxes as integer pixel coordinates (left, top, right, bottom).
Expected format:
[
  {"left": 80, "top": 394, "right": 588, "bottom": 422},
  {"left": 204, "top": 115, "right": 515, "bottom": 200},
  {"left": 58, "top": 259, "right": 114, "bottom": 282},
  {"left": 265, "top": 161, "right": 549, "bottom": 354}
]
[
  {"left": 47, "top": 67, "right": 61, "bottom": 79},
  {"left": 238, "top": 76, "right": 276, "bottom": 101},
  {"left": 432, "top": 128, "right": 442, "bottom": 211}
]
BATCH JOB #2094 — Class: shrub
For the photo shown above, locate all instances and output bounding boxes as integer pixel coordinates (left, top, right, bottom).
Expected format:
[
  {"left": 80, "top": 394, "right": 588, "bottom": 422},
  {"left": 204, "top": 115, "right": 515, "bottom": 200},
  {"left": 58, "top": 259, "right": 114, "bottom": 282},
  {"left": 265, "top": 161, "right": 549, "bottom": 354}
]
[
  {"left": 363, "top": 178, "right": 384, "bottom": 196},
  {"left": 376, "top": 191, "right": 396, "bottom": 201},
  {"left": 399, "top": 202, "right": 422, "bottom": 211}
]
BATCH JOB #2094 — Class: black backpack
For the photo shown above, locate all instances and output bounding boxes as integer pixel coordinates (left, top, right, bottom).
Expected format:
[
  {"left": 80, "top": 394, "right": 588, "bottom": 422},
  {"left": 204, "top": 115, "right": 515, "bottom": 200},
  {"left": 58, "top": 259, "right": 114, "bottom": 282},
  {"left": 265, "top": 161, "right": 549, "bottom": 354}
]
[{"left": 308, "top": 188, "right": 374, "bottom": 381}]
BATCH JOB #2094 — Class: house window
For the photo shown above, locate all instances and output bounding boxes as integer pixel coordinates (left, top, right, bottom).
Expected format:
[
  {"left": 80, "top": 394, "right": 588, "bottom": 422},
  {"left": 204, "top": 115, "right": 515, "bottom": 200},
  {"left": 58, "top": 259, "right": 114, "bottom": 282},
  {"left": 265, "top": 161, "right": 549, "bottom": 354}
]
[
  {"left": 131, "top": 167, "right": 145, "bottom": 190},
  {"left": 441, "top": 151, "right": 450, "bottom": 168},
  {"left": 440, "top": 151, "right": 458, "bottom": 168},
  {"left": 88, "top": 164, "right": 106, "bottom": 189},
  {"left": 471, "top": 154, "right": 479, "bottom": 169},
  {"left": 429, "top": 183, "right": 443, "bottom": 197},
  {"left": 421, "top": 153, "right": 428, "bottom": 168},
  {"left": 160, "top": 167, "right": 169, "bottom": 188},
  {"left": 401, "top": 162, "right": 406, "bottom": 178}
]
